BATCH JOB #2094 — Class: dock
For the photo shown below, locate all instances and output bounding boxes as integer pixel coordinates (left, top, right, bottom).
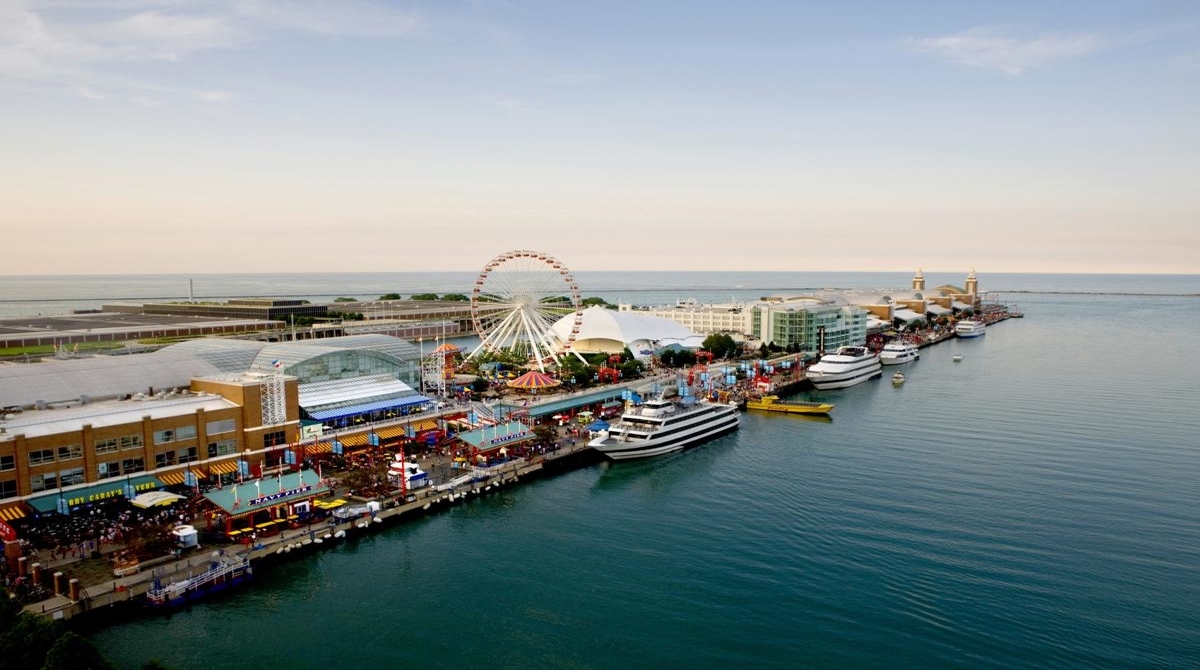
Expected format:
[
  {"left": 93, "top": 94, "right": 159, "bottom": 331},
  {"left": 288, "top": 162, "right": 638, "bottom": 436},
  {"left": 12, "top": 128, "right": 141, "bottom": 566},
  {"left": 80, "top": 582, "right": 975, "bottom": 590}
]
[{"left": 23, "top": 443, "right": 598, "bottom": 622}]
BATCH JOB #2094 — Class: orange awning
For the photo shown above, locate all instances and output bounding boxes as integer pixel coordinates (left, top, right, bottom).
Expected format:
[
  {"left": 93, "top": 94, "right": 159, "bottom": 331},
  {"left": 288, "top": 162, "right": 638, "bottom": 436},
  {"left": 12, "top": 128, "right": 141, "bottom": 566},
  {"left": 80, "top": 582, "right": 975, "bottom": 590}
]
[
  {"left": 308, "top": 441, "right": 332, "bottom": 454},
  {"left": 0, "top": 501, "right": 27, "bottom": 521},
  {"left": 210, "top": 459, "right": 240, "bottom": 475}
]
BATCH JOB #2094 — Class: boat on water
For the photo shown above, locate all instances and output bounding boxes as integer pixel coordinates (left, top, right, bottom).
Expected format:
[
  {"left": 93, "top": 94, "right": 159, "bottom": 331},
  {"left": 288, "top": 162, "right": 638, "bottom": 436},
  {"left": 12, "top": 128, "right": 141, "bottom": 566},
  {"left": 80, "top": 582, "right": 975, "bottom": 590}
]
[
  {"left": 588, "top": 395, "right": 740, "bottom": 460},
  {"left": 145, "top": 553, "right": 252, "bottom": 609},
  {"left": 955, "top": 320, "right": 986, "bottom": 338},
  {"left": 953, "top": 354, "right": 964, "bottom": 362},
  {"left": 891, "top": 372, "right": 906, "bottom": 385},
  {"left": 879, "top": 340, "right": 920, "bottom": 365},
  {"left": 805, "top": 346, "right": 882, "bottom": 390},
  {"left": 744, "top": 394, "right": 834, "bottom": 415}
]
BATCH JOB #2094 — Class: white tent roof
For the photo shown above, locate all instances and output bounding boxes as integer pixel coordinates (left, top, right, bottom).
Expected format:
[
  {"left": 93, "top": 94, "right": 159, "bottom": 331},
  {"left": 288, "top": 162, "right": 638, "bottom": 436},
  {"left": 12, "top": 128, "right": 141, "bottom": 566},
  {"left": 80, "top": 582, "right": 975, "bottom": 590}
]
[
  {"left": 552, "top": 307, "right": 701, "bottom": 354},
  {"left": 925, "top": 304, "right": 951, "bottom": 315},
  {"left": 952, "top": 300, "right": 973, "bottom": 310},
  {"left": 892, "top": 308, "right": 925, "bottom": 323}
]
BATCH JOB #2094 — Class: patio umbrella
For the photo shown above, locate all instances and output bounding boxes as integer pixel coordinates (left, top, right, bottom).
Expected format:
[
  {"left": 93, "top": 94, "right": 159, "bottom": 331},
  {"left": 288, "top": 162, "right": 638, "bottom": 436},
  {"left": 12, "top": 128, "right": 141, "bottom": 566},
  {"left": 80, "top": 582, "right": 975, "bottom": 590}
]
[
  {"left": 130, "top": 491, "right": 185, "bottom": 509},
  {"left": 506, "top": 370, "right": 562, "bottom": 390}
]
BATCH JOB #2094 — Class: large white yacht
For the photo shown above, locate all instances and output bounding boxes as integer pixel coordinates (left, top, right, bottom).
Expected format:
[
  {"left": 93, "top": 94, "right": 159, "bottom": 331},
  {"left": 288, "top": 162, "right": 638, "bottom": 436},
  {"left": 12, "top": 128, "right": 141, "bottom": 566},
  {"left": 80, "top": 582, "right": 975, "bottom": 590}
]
[
  {"left": 588, "top": 395, "right": 740, "bottom": 460},
  {"left": 955, "top": 320, "right": 986, "bottom": 338},
  {"left": 879, "top": 340, "right": 920, "bottom": 365},
  {"left": 805, "top": 346, "right": 883, "bottom": 390}
]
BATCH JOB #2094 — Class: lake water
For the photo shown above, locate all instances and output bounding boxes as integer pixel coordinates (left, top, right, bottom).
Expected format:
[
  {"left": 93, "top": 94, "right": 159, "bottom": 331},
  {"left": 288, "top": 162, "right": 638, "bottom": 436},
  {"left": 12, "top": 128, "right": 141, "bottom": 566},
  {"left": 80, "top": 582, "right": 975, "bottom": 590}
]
[{"left": 7, "top": 273, "right": 1197, "bottom": 668}]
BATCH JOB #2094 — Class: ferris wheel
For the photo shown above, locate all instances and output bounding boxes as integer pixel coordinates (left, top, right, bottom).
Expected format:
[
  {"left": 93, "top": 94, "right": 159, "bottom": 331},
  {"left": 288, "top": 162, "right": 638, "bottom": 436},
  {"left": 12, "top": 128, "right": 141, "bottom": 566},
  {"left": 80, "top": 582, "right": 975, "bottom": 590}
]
[{"left": 468, "top": 250, "right": 584, "bottom": 371}]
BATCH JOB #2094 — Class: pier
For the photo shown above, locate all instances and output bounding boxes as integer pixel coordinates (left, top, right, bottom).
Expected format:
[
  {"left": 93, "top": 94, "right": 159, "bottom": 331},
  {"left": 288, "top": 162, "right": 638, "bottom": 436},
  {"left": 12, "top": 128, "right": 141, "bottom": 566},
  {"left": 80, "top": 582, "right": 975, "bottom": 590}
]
[{"left": 22, "top": 440, "right": 597, "bottom": 621}]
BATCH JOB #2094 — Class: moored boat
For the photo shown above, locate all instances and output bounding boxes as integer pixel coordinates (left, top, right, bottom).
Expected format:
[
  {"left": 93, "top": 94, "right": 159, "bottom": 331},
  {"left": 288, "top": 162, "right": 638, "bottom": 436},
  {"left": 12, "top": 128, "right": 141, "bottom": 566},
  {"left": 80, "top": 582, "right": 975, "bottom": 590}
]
[
  {"left": 955, "top": 320, "right": 986, "bottom": 338},
  {"left": 744, "top": 394, "right": 834, "bottom": 415},
  {"left": 879, "top": 340, "right": 920, "bottom": 365},
  {"left": 145, "top": 554, "right": 252, "bottom": 609},
  {"left": 805, "top": 346, "right": 882, "bottom": 390},
  {"left": 891, "top": 372, "right": 905, "bottom": 385},
  {"left": 588, "top": 395, "right": 740, "bottom": 460}
]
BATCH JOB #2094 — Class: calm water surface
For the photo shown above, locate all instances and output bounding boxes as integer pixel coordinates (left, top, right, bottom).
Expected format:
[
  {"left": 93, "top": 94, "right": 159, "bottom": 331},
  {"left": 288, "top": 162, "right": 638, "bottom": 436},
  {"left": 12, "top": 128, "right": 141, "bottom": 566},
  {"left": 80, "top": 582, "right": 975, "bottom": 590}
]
[{"left": 83, "top": 287, "right": 1200, "bottom": 669}]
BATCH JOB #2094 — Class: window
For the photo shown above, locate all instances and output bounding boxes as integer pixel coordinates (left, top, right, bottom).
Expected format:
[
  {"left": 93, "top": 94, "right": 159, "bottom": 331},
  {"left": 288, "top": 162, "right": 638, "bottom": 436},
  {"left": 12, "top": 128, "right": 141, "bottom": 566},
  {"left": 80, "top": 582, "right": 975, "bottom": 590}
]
[
  {"left": 155, "top": 452, "right": 177, "bottom": 468},
  {"left": 177, "top": 446, "right": 199, "bottom": 464},
  {"left": 121, "top": 458, "right": 145, "bottom": 474},
  {"left": 31, "top": 472, "right": 58, "bottom": 493},
  {"left": 207, "top": 439, "right": 238, "bottom": 458},
  {"left": 0, "top": 479, "right": 16, "bottom": 500},
  {"left": 0, "top": 454, "right": 14, "bottom": 472},
  {"left": 58, "top": 467, "right": 84, "bottom": 487},
  {"left": 29, "top": 449, "right": 55, "bottom": 466},
  {"left": 176, "top": 425, "right": 197, "bottom": 441},
  {"left": 58, "top": 444, "right": 83, "bottom": 461},
  {"left": 264, "top": 430, "right": 287, "bottom": 447},
  {"left": 154, "top": 429, "right": 175, "bottom": 445},
  {"left": 207, "top": 419, "right": 236, "bottom": 435},
  {"left": 120, "top": 434, "right": 143, "bottom": 451},
  {"left": 97, "top": 461, "right": 119, "bottom": 480},
  {"left": 94, "top": 438, "right": 119, "bottom": 454}
]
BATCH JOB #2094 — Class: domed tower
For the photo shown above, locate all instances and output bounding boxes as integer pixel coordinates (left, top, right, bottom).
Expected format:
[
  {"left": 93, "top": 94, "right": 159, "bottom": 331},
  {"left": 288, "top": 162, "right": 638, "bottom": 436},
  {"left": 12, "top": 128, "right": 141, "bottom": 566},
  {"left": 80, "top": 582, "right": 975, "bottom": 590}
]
[
  {"left": 912, "top": 268, "right": 925, "bottom": 291},
  {"left": 965, "top": 268, "right": 978, "bottom": 299}
]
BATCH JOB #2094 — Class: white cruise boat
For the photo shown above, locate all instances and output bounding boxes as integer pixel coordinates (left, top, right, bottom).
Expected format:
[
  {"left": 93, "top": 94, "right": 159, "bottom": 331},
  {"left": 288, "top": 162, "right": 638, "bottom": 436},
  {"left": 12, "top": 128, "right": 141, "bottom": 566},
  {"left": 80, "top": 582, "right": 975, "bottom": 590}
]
[
  {"left": 955, "top": 320, "right": 986, "bottom": 338},
  {"left": 879, "top": 341, "right": 920, "bottom": 365},
  {"left": 805, "top": 346, "right": 882, "bottom": 390},
  {"left": 588, "top": 395, "right": 740, "bottom": 460}
]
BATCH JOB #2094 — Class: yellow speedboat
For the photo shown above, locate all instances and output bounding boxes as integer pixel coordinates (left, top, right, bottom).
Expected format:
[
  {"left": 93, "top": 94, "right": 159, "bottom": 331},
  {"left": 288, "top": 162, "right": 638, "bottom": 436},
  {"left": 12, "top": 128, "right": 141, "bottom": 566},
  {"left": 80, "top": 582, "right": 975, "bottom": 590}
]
[{"left": 744, "top": 395, "right": 834, "bottom": 415}]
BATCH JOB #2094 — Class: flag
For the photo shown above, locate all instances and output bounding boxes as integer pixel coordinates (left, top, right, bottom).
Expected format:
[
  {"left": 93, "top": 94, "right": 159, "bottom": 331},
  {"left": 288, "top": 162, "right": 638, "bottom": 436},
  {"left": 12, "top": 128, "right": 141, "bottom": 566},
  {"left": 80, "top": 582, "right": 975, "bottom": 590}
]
[{"left": 271, "top": 359, "right": 281, "bottom": 369}]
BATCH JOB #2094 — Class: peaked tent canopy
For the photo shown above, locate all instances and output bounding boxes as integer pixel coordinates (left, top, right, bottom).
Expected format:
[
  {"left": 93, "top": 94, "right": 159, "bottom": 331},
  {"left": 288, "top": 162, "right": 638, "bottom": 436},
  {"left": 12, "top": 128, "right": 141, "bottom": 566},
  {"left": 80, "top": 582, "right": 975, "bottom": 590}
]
[{"left": 506, "top": 370, "right": 562, "bottom": 389}]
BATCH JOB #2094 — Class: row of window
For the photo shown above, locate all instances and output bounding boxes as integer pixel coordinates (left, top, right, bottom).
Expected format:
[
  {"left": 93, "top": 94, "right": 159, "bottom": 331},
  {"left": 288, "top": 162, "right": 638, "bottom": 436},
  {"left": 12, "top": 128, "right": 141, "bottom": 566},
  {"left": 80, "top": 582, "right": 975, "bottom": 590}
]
[
  {"left": 30, "top": 466, "right": 86, "bottom": 493},
  {"left": 96, "top": 458, "right": 146, "bottom": 480},
  {"left": 155, "top": 446, "right": 200, "bottom": 469},
  {"left": 153, "top": 424, "right": 198, "bottom": 445},
  {"left": 18, "top": 418, "right": 239, "bottom": 468}
]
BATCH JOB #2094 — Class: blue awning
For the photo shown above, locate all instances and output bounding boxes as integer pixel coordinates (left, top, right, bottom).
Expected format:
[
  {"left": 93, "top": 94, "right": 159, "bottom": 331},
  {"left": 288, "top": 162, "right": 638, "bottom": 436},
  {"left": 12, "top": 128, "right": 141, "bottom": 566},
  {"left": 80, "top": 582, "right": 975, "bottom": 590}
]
[
  {"left": 28, "top": 474, "right": 163, "bottom": 513},
  {"left": 307, "top": 395, "right": 432, "bottom": 421}
]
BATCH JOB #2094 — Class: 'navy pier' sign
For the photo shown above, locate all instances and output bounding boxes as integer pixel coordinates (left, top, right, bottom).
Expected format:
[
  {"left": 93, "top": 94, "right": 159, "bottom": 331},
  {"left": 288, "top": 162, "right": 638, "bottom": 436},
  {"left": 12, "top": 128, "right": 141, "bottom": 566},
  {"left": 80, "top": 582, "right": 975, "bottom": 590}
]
[
  {"left": 488, "top": 431, "right": 528, "bottom": 446},
  {"left": 249, "top": 484, "right": 313, "bottom": 507}
]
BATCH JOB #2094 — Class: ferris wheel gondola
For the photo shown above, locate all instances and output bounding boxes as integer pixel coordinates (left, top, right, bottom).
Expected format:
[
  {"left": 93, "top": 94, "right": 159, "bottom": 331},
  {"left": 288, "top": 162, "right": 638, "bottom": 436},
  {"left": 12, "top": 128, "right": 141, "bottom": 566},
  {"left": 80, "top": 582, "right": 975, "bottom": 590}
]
[{"left": 468, "top": 250, "right": 584, "bottom": 371}]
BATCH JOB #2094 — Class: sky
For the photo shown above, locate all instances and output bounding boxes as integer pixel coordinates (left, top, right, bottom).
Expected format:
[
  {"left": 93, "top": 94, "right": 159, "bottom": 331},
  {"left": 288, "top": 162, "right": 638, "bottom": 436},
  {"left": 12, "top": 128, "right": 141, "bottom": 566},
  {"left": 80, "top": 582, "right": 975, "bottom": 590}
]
[{"left": 1, "top": 0, "right": 1198, "bottom": 275}]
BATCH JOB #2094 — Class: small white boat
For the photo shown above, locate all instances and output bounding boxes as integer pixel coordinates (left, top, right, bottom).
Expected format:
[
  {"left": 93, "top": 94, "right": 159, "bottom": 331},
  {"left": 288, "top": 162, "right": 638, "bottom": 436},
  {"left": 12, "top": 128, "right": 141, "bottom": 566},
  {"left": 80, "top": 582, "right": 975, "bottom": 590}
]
[
  {"left": 953, "top": 354, "right": 964, "bottom": 362},
  {"left": 891, "top": 372, "right": 906, "bottom": 385}
]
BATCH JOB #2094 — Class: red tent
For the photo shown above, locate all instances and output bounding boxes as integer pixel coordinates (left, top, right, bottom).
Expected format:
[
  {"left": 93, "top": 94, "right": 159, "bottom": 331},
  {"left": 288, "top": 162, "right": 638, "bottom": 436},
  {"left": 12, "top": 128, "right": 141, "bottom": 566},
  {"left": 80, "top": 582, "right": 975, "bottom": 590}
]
[{"left": 506, "top": 370, "right": 562, "bottom": 390}]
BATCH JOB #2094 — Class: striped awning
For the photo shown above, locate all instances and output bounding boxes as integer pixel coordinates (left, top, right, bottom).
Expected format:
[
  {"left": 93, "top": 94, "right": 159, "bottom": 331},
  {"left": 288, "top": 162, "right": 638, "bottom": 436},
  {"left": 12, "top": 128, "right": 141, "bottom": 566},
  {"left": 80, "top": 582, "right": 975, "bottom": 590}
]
[
  {"left": 0, "top": 501, "right": 27, "bottom": 522},
  {"left": 158, "top": 469, "right": 205, "bottom": 486},
  {"left": 308, "top": 441, "right": 333, "bottom": 454},
  {"left": 210, "top": 459, "right": 240, "bottom": 475}
]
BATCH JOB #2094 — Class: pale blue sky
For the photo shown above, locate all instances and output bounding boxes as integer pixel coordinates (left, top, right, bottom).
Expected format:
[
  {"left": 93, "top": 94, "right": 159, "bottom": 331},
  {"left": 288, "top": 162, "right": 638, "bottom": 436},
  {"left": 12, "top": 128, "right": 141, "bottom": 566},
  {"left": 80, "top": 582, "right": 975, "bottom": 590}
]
[{"left": 2, "top": 0, "right": 1197, "bottom": 274}]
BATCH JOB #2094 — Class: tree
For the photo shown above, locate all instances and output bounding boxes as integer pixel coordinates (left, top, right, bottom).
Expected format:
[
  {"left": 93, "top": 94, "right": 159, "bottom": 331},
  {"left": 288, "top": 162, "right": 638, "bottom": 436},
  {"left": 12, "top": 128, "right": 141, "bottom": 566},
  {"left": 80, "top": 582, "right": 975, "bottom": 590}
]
[
  {"left": 333, "top": 297, "right": 357, "bottom": 303},
  {"left": 442, "top": 293, "right": 469, "bottom": 301},
  {"left": 0, "top": 610, "right": 60, "bottom": 670},
  {"left": 378, "top": 293, "right": 402, "bottom": 300},
  {"left": 410, "top": 293, "right": 440, "bottom": 301},
  {"left": 582, "top": 296, "right": 615, "bottom": 308},
  {"left": 701, "top": 333, "right": 739, "bottom": 359},
  {"left": 40, "top": 632, "right": 116, "bottom": 670}
]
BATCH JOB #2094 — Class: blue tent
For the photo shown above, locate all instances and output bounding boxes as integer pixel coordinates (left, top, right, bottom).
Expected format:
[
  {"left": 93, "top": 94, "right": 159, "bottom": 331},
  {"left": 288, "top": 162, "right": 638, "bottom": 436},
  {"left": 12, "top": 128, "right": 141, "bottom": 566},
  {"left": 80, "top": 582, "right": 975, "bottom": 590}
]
[{"left": 587, "top": 420, "right": 610, "bottom": 431}]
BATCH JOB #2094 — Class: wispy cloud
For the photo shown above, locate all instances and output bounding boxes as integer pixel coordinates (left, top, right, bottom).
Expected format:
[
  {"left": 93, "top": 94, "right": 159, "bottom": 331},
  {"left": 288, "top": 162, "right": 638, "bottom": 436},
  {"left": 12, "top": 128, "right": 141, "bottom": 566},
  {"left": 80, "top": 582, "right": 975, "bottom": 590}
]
[
  {"left": 908, "top": 27, "right": 1104, "bottom": 75},
  {"left": 0, "top": 0, "right": 422, "bottom": 102},
  {"left": 193, "top": 89, "right": 232, "bottom": 103},
  {"left": 231, "top": 0, "right": 422, "bottom": 37}
]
